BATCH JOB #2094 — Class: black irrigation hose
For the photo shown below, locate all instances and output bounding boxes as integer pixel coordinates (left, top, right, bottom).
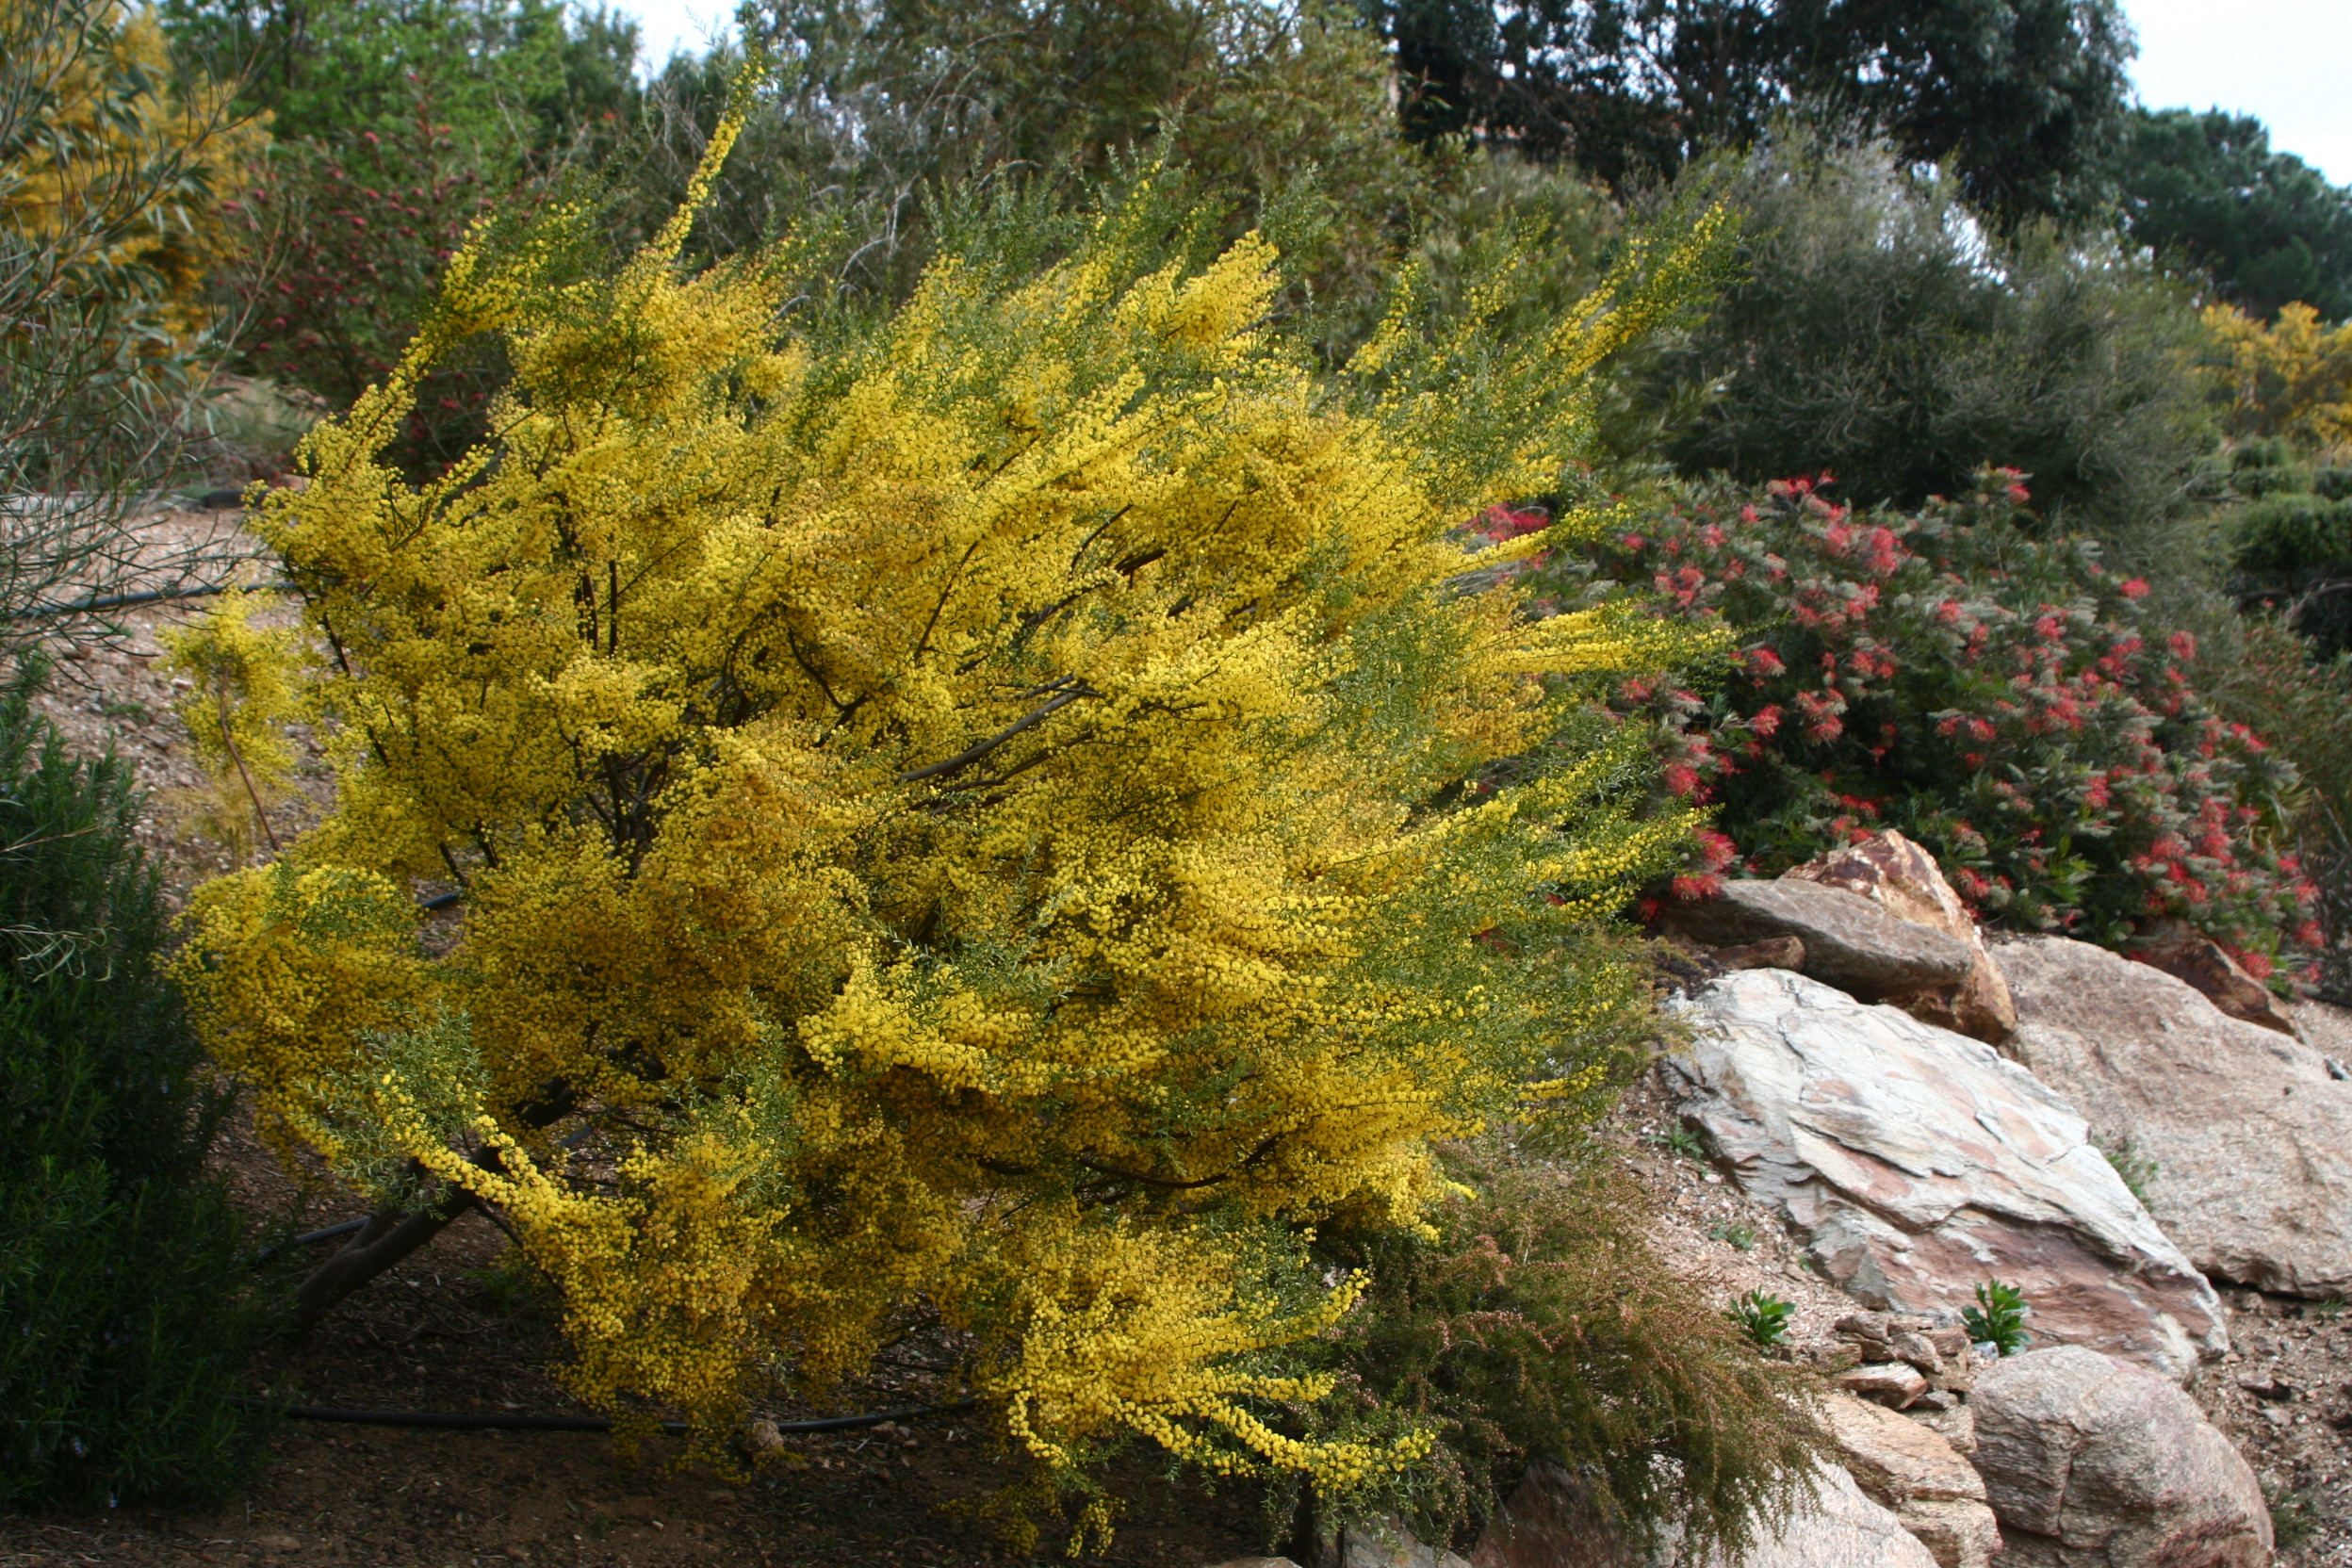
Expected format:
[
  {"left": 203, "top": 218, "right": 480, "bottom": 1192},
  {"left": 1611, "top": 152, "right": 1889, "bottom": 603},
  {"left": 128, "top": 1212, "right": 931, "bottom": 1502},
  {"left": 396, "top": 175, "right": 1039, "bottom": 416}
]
[
  {"left": 237, "top": 1397, "right": 980, "bottom": 1436},
  {"left": 5, "top": 580, "right": 296, "bottom": 620},
  {"left": 247, "top": 1217, "right": 369, "bottom": 1268}
]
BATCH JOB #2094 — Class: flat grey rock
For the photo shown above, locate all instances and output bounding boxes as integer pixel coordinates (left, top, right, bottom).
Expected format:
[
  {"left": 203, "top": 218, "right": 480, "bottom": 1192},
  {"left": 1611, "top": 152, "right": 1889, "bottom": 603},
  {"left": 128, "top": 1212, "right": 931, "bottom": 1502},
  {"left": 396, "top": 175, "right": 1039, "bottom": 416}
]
[
  {"left": 1667, "top": 971, "right": 2226, "bottom": 1382},
  {"left": 1665, "top": 878, "right": 1975, "bottom": 999},
  {"left": 1997, "top": 935, "right": 2352, "bottom": 1298}
]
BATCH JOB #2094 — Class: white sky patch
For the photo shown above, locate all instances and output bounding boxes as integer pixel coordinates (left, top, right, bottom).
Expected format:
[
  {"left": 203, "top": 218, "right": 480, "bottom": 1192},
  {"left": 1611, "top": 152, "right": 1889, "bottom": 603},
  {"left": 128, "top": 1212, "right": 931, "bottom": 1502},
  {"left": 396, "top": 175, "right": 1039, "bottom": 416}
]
[{"left": 2124, "top": 0, "right": 2352, "bottom": 184}]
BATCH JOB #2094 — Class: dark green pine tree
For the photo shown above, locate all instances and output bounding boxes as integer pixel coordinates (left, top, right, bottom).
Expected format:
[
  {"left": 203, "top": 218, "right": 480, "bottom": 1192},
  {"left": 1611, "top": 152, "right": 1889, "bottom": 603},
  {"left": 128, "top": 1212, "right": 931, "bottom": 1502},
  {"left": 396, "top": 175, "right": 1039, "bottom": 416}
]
[{"left": 2112, "top": 107, "right": 2352, "bottom": 322}]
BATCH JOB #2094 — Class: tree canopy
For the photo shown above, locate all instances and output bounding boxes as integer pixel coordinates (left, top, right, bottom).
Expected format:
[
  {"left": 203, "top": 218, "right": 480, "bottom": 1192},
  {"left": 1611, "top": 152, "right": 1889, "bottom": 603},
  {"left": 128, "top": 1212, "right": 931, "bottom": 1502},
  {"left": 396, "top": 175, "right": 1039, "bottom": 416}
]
[
  {"left": 2112, "top": 107, "right": 2352, "bottom": 323},
  {"left": 1364, "top": 0, "right": 2135, "bottom": 228}
]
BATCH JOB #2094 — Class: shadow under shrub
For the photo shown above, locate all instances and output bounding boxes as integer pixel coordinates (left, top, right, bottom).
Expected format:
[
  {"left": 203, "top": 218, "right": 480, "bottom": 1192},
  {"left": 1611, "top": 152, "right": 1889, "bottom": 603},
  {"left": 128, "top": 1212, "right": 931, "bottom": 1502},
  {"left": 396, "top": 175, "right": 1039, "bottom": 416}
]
[
  {"left": 1297, "top": 1145, "right": 1825, "bottom": 1560},
  {"left": 1575, "top": 473, "right": 2318, "bottom": 964},
  {"left": 0, "top": 665, "right": 272, "bottom": 1509}
]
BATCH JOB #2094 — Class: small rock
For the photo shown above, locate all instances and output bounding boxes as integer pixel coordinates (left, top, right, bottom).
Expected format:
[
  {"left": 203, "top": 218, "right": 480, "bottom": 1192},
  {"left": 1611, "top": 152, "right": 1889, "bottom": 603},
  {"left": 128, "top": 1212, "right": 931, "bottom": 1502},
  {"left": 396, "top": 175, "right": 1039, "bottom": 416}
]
[
  {"left": 1837, "top": 1362, "right": 1930, "bottom": 1409},
  {"left": 1888, "top": 1331, "right": 1945, "bottom": 1376},
  {"left": 1971, "top": 1345, "right": 2270, "bottom": 1568},
  {"left": 1661, "top": 878, "right": 1976, "bottom": 1000},
  {"left": 1711, "top": 936, "right": 1806, "bottom": 972},
  {"left": 1925, "top": 1327, "right": 1970, "bottom": 1358},
  {"left": 1806, "top": 1343, "right": 1865, "bottom": 1373},
  {"left": 2232, "top": 1370, "right": 2294, "bottom": 1401},
  {"left": 1820, "top": 1393, "right": 2001, "bottom": 1568},
  {"left": 743, "top": 1418, "right": 785, "bottom": 1454}
]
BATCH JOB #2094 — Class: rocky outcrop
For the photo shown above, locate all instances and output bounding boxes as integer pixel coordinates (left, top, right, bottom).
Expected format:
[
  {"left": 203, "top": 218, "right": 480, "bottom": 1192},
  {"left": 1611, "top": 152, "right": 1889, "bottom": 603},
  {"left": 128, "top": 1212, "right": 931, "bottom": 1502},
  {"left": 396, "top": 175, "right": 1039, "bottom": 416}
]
[
  {"left": 1969, "top": 1346, "right": 2271, "bottom": 1568},
  {"left": 1819, "top": 1393, "right": 2001, "bottom": 1568},
  {"left": 1782, "top": 831, "right": 2016, "bottom": 1043},
  {"left": 1996, "top": 935, "right": 2352, "bottom": 1298},
  {"left": 1666, "top": 970, "right": 2227, "bottom": 1382},
  {"left": 2128, "top": 928, "right": 2301, "bottom": 1037},
  {"left": 1337, "top": 1518, "right": 1471, "bottom": 1568},
  {"left": 1660, "top": 879, "right": 1975, "bottom": 1000},
  {"left": 1467, "top": 1462, "right": 1937, "bottom": 1568}
]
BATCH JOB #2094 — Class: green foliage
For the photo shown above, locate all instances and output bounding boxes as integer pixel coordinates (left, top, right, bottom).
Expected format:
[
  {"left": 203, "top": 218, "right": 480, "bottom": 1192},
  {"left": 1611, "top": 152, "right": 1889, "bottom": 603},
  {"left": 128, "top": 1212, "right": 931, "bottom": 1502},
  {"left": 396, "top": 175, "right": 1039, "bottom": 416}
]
[
  {"left": 2197, "top": 615, "right": 2352, "bottom": 1000},
  {"left": 1582, "top": 475, "right": 2317, "bottom": 960},
  {"left": 162, "top": 0, "right": 638, "bottom": 175},
  {"left": 617, "top": 0, "right": 1455, "bottom": 335},
  {"left": 2, "top": 0, "right": 260, "bottom": 642},
  {"left": 1646, "top": 136, "right": 2213, "bottom": 557},
  {"left": 2112, "top": 108, "right": 2352, "bottom": 324},
  {"left": 1729, "top": 1290, "right": 1792, "bottom": 1346},
  {"left": 2095, "top": 1135, "right": 2158, "bottom": 1203},
  {"left": 1366, "top": 0, "right": 2133, "bottom": 230},
  {"left": 165, "top": 0, "right": 639, "bottom": 472},
  {"left": 1652, "top": 1123, "right": 1707, "bottom": 1161},
  {"left": 1961, "top": 1280, "right": 2030, "bottom": 1357},
  {"left": 0, "top": 665, "right": 272, "bottom": 1509},
  {"left": 1301, "top": 1149, "right": 1824, "bottom": 1559}
]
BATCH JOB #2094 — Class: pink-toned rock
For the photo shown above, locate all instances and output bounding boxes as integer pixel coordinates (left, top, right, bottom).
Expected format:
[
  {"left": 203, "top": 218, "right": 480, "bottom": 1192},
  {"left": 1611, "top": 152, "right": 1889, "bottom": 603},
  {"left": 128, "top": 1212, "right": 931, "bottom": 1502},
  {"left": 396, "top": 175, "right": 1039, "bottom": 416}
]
[
  {"left": 1997, "top": 935, "right": 2352, "bottom": 1298},
  {"left": 1782, "top": 831, "right": 2015, "bottom": 1043},
  {"left": 1837, "top": 1362, "right": 1930, "bottom": 1408},
  {"left": 1668, "top": 970, "right": 2227, "bottom": 1381},
  {"left": 1970, "top": 1346, "right": 2270, "bottom": 1568},
  {"left": 1820, "top": 1394, "right": 2001, "bottom": 1568},
  {"left": 2129, "top": 929, "right": 2300, "bottom": 1037},
  {"left": 1469, "top": 1462, "right": 1938, "bottom": 1568}
]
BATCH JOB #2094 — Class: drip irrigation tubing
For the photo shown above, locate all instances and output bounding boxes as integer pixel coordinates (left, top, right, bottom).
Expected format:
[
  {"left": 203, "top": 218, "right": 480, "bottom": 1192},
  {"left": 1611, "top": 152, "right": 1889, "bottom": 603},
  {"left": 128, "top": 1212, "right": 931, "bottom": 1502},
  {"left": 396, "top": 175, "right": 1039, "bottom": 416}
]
[
  {"left": 5, "top": 580, "right": 294, "bottom": 620},
  {"left": 246, "top": 1217, "right": 368, "bottom": 1267},
  {"left": 234, "top": 1397, "right": 979, "bottom": 1436}
]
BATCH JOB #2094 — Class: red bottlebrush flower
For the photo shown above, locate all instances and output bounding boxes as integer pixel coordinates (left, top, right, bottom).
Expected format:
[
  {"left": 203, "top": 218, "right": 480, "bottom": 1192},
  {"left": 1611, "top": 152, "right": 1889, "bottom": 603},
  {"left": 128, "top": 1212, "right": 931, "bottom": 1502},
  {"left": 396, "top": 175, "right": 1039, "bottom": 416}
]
[
  {"left": 2118, "top": 578, "right": 2149, "bottom": 599},
  {"left": 1750, "top": 704, "right": 1783, "bottom": 738},
  {"left": 1662, "top": 763, "right": 1701, "bottom": 796},
  {"left": 2168, "top": 630, "right": 2197, "bottom": 660}
]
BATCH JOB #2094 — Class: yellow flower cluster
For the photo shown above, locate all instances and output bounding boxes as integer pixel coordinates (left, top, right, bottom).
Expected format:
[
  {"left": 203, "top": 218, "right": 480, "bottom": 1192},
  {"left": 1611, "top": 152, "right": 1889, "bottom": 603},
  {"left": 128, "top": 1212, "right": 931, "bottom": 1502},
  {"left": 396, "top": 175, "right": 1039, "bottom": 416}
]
[
  {"left": 2204, "top": 301, "right": 2352, "bottom": 449},
  {"left": 2, "top": 0, "right": 263, "bottom": 348},
  {"left": 172, "top": 81, "right": 1723, "bottom": 1493}
]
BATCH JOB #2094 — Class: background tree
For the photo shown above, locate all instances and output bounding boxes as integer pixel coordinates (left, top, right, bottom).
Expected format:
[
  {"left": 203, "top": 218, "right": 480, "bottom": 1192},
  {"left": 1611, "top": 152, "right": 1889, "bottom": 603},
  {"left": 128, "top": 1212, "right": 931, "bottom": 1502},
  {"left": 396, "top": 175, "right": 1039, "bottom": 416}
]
[
  {"left": 3, "top": 0, "right": 262, "bottom": 643},
  {"left": 1361, "top": 0, "right": 2134, "bottom": 229},
  {"left": 2110, "top": 108, "right": 2352, "bottom": 324},
  {"left": 1640, "top": 135, "right": 2211, "bottom": 561}
]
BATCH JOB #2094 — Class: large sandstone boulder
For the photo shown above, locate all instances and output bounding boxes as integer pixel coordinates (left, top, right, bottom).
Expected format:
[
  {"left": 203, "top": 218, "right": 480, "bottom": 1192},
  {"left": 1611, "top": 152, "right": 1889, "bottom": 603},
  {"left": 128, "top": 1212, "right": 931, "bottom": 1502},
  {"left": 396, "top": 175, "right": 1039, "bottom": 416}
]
[
  {"left": 1661, "top": 879, "right": 1975, "bottom": 1000},
  {"left": 1970, "top": 1346, "right": 2270, "bottom": 1568},
  {"left": 1666, "top": 971, "right": 2227, "bottom": 1382},
  {"left": 1468, "top": 1462, "right": 1937, "bottom": 1568},
  {"left": 1819, "top": 1394, "right": 2001, "bottom": 1568},
  {"left": 1996, "top": 935, "right": 2352, "bottom": 1298},
  {"left": 1781, "top": 830, "right": 2016, "bottom": 1043}
]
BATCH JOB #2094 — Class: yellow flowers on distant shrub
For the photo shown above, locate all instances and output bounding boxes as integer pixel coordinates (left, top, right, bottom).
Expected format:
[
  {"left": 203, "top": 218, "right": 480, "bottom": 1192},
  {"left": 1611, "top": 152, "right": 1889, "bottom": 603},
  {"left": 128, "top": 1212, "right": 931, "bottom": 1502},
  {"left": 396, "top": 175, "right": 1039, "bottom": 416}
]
[
  {"left": 170, "top": 74, "right": 1725, "bottom": 1514},
  {"left": 2204, "top": 302, "right": 2352, "bottom": 451}
]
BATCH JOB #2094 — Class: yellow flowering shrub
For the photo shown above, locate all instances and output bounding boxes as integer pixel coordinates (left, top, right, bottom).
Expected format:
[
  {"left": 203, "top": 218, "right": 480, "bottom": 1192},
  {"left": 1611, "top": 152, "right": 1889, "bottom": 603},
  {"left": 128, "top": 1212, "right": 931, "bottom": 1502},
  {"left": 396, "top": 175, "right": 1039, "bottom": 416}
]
[
  {"left": 172, "top": 80, "right": 1725, "bottom": 1500},
  {"left": 2, "top": 0, "right": 262, "bottom": 347},
  {"left": 2204, "top": 301, "right": 2352, "bottom": 450}
]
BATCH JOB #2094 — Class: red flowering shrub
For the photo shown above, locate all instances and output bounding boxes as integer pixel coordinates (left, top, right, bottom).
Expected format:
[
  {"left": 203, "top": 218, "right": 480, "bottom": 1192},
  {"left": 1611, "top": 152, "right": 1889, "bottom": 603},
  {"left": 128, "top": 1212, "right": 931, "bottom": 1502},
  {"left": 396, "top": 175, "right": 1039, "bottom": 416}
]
[
  {"left": 220, "top": 83, "right": 509, "bottom": 478},
  {"left": 1574, "top": 471, "right": 2317, "bottom": 961}
]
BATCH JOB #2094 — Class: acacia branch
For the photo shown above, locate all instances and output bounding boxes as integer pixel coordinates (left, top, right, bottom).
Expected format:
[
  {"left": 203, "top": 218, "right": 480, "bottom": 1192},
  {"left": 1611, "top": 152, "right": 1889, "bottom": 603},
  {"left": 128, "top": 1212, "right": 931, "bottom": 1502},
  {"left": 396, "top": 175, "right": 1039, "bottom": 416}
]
[{"left": 897, "top": 684, "right": 1098, "bottom": 785}]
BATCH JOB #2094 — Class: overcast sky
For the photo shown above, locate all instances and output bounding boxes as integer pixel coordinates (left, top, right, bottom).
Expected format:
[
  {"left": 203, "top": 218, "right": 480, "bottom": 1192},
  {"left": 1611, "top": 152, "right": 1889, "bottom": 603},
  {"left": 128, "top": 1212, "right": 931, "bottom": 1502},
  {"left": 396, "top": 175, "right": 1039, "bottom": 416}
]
[{"left": 610, "top": 0, "right": 2352, "bottom": 186}]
